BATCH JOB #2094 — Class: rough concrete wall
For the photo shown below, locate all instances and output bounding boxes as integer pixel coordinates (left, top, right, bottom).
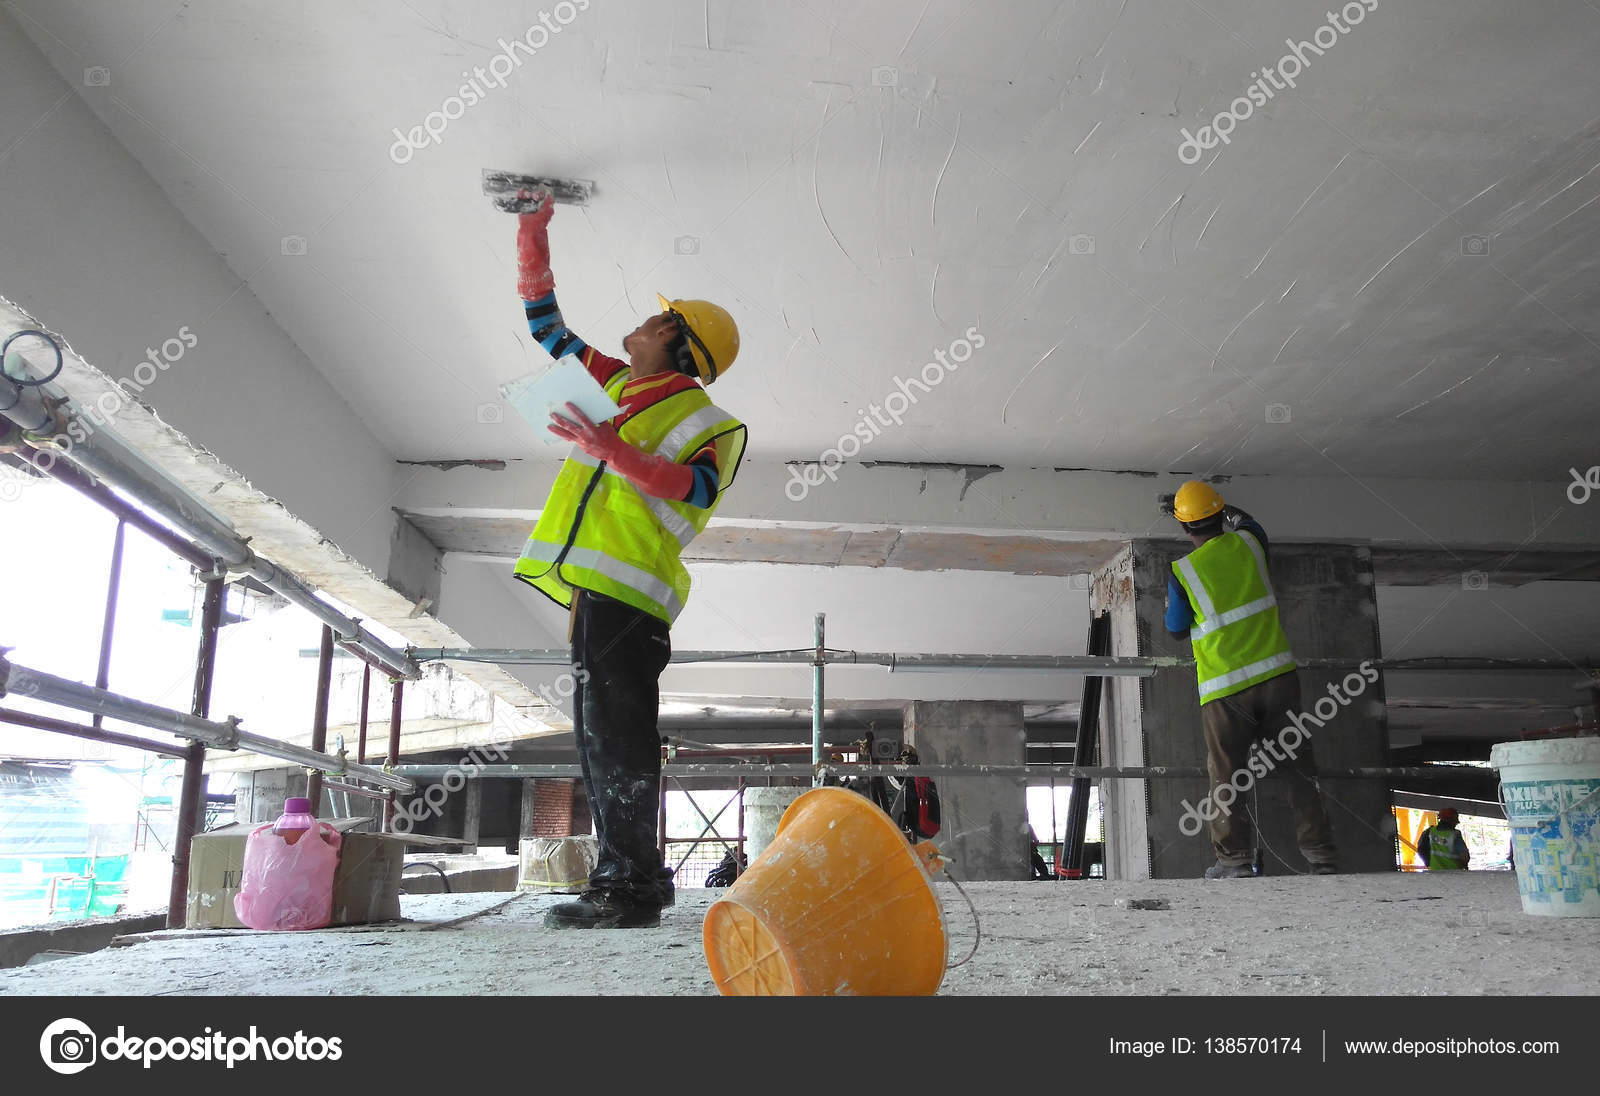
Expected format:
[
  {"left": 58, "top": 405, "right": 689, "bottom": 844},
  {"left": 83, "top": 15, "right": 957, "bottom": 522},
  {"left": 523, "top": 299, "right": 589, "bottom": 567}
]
[
  {"left": 904, "top": 700, "right": 1027, "bottom": 881},
  {"left": 1259, "top": 545, "right": 1393, "bottom": 875}
]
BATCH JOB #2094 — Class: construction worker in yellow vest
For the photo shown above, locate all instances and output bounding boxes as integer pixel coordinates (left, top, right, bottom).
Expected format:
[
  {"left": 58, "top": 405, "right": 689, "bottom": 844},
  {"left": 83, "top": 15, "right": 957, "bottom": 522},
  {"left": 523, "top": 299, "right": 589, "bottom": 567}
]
[
  {"left": 508, "top": 192, "right": 747, "bottom": 928},
  {"left": 1163, "top": 481, "right": 1340, "bottom": 879},
  {"left": 1416, "top": 807, "right": 1471, "bottom": 870}
]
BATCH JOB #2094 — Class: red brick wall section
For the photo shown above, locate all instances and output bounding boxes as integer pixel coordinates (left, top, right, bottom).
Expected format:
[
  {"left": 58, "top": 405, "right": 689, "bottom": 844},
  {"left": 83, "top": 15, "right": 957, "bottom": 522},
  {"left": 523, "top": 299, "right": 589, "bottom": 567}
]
[{"left": 530, "top": 779, "right": 595, "bottom": 836}]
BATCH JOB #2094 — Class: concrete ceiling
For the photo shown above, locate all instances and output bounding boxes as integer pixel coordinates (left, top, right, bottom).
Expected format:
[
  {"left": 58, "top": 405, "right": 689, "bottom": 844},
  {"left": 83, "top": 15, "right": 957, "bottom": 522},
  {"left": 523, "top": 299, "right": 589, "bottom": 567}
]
[{"left": 11, "top": 0, "right": 1600, "bottom": 482}]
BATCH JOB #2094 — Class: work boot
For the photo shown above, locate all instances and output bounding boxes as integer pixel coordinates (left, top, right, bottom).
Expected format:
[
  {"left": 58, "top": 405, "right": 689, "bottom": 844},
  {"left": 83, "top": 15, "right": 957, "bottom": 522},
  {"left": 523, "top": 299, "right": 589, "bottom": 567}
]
[
  {"left": 1203, "top": 862, "right": 1256, "bottom": 880},
  {"left": 1308, "top": 861, "right": 1339, "bottom": 876},
  {"left": 544, "top": 889, "right": 662, "bottom": 929}
]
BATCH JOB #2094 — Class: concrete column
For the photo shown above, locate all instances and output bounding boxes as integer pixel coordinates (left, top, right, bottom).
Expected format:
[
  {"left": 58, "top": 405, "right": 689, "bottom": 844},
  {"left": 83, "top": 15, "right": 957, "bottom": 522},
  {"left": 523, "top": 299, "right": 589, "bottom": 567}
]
[
  {"left": 1093, "top": 540, "right": 1393, "bottom": 880},
  {"left": 904, "top": 700, "right": 1028, "bottom": 881}
]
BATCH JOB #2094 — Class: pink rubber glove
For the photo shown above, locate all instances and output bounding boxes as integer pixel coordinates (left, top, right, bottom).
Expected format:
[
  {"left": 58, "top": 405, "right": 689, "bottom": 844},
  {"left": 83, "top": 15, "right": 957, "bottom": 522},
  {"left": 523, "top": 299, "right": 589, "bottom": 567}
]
[
  {"left": 549, "top": 403, "right": 692, "bottom": 500},
  {"left": 516, "top": 191, "right": 556, "bottom": 300}
]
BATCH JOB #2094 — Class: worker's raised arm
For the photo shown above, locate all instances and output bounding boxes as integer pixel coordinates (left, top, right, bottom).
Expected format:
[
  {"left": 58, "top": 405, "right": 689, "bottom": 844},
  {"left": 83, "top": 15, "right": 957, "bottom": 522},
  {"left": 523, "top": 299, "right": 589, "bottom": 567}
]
[{"left": 516, "top": 197, "right": 627, "bottom": 387}]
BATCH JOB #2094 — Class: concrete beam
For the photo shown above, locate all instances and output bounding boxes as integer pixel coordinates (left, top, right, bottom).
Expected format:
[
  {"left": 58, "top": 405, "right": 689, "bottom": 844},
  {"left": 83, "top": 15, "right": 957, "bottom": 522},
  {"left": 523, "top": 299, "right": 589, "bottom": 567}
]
[{"left": 393, "top": 460, "right": 1600, "bottom": 555}]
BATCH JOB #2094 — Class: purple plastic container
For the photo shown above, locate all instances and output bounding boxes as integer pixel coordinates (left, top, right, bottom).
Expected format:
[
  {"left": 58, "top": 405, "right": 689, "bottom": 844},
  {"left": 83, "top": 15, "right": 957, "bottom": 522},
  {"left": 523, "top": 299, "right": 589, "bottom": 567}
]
[{"left": 274, "top": 797, "right": 316, "bottom": 844}]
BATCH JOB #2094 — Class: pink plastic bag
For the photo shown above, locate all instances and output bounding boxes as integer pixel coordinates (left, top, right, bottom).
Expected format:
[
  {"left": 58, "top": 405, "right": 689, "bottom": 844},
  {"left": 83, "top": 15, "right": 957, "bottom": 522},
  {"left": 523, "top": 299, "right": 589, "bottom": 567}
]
[{"left": 234, "top": 821, "right": 342, "bottom": 930}]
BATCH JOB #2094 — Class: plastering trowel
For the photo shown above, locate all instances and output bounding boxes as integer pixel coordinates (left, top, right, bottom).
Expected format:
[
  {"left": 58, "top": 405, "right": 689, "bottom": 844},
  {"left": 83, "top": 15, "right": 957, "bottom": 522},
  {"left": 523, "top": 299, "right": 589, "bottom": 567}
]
[{"left": 481, "top": 169, "right": 594, "bottom": 212}]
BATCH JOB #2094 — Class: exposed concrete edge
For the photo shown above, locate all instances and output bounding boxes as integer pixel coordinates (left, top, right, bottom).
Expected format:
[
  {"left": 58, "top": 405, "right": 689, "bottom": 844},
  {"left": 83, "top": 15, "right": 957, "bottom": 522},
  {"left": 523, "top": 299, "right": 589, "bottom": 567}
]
[
  {"left": 0, "top": 910, "right": 169, "bottom": 968},
  {"left": 0, "top": 296, "right": 564, "bottom": 743}
]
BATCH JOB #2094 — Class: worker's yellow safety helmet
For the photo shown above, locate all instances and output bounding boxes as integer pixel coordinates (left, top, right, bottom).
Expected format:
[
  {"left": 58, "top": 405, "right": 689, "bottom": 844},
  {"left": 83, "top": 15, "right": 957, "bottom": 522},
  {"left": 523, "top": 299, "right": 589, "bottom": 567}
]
[
  {"left": 1173, "top": 480, "right": 1225, "bottom": 523},
  {"left": 657, "top": 294, "right": 739, "bottom": 385}
]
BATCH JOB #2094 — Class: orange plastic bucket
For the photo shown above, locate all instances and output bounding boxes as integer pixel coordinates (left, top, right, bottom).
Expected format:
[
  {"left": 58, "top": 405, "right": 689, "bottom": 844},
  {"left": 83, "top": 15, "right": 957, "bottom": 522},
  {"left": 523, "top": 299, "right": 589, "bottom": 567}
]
[{"left": 702, "top": 786, "right": 948, "bottom": 995}]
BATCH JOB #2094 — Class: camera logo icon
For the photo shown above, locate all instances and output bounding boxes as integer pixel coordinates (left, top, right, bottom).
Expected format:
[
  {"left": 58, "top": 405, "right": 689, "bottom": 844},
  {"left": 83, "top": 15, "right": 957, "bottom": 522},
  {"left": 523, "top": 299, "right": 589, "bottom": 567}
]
[
  {"left": 1068, "top": 233, "right": 1096, "bottom": 255},
  {"left": 83, "top": 67, "right": 110, "bottom": 86},
  {"left": 1462, "top": 570, "right": 1489, "bottom": 591},
  {"left": 871, "top": 65, "right": 899, "bottom": 87},
  {"left": 1265, "top": 403, "right": 1292, "bottom": 424},
  {"left": 1461, "top": 234, "right": 1490, "bottom": 257},
  {"left": 40, "top": 1018, "right": 97, "bottom": 1074},
  {"left": 281, "top": 235, "right": 308, "bottom": 256},
  {"left": 476, "top": 402, "right": 504, "bottom": 424},
  {"left": 674, "top": 235, "right": 700, "bottom": 255}
]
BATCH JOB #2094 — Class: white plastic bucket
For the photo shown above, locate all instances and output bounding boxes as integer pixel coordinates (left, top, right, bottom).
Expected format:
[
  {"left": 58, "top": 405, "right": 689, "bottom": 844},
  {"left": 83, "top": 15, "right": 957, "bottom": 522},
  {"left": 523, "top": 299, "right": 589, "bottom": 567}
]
[
  {"left": 1490, "top": 736, "right": 1600, "bottom": 918},
  {"left": 742, "top": 786, "right": 808, "bottom": 863}
]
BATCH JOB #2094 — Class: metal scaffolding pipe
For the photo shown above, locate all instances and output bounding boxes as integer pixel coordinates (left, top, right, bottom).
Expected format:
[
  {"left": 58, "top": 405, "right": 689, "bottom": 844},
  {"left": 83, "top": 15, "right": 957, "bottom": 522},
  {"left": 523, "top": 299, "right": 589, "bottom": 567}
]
[
  {"left": 411, "top": 647, "right": 1171, "bottom": 675},
  {"left": 3, "top": 660, "right": 243, "bottom": 747},
  {"left": 0, "top": 359, "right": 417, "bottom": 680},
  {"left": 170, "top": 574, "right": 224, "bottom": 928},
  {"left": 0, "top": 657, "right": 412, "bottom": 793},
  {"left": 408, "top": 648, "right": 1600, "bottom": 675},
  {"left": 812, "top": 613, "right": 825, "bottom": 787},
  {"left": 306, "top": 624, "right": 335, "bottom": 812},
  {"left": 0, "top": 706, "right": 186, "bottom": 758},
  {"left": 396, "top": 762, "right": 1472, "bottom": 781}
]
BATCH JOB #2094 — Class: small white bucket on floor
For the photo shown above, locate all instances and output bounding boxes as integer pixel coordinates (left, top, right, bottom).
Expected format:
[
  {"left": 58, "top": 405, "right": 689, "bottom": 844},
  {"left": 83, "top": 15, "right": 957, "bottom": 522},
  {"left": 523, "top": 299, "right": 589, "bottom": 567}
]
[{"left": 1491, "top": 736, "right": 1600, "bottom": 918}]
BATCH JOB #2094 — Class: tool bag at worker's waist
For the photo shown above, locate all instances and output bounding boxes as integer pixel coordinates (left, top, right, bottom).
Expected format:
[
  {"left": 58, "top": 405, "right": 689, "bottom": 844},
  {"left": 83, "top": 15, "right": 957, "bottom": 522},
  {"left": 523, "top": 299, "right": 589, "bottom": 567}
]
[
  {"left": 1172, "top": 530, "right": 1295, "bottom": 705},
  {"left": 514, "top": 375, "right": 745, "bottom": 625}
]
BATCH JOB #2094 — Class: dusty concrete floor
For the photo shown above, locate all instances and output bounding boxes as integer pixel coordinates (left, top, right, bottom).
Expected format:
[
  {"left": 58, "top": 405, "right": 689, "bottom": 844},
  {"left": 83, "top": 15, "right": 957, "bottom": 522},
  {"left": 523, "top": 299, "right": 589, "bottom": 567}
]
[{"left": 0, "top": 870, "right": 1594, "bottom": 996}]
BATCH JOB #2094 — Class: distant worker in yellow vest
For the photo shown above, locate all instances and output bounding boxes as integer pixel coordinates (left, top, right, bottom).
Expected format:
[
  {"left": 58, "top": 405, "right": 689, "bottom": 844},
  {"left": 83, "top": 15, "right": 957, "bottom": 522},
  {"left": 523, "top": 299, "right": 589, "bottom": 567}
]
[
  {"left": 1416, "top": 808, "right": 1471, "bottom": 870},
  {"left": 1163, "top": 481, "right": 1340, "bottom": 879},
  {"left": 509, "top": 192, "right": 747, "bottom": 928}
]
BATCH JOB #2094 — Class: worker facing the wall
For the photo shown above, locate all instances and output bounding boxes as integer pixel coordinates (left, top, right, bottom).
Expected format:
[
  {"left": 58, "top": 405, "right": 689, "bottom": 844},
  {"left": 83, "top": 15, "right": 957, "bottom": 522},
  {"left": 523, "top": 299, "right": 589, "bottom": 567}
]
[
  {"left": 1417, "top": 808, "right": 1472, "bottom": 870},
  {"left": 1162, "top": 481, "right": 1340, "bottom": 879},
  {"left": 509, "top": 191, "right": 748, "bottom": 929}
]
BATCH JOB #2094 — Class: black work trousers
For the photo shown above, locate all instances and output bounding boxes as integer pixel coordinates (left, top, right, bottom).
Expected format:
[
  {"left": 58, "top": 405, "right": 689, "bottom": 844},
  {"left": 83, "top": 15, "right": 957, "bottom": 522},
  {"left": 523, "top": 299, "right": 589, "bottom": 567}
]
[{"left": 570, "top": 589, "right": 674, "bottom": 903}]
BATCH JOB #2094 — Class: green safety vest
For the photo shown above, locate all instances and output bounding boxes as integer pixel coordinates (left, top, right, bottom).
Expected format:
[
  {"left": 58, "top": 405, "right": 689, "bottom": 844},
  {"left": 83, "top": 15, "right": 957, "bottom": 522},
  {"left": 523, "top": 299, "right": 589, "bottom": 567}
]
[
  {"left": 1172, "top": 530, "right": 1296, "bottom": 705},
  {"left": 1424, "top": 826, "right": 1468, "bottom": 870},
  {"left": 514, "top": 371, "right": 745, "bottom": 625}
]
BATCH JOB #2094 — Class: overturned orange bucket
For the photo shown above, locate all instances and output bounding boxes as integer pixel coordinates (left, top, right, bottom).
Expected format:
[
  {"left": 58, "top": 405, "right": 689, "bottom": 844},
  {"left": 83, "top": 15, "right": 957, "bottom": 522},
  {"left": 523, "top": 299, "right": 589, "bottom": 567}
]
[{"left": 703, "top": 786, "right": 948, "bottom": 995}]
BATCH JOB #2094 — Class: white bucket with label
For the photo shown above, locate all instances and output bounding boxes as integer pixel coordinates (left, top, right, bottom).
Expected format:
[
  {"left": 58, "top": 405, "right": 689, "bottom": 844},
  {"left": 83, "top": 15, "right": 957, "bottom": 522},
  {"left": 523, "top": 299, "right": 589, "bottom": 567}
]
[{"left": 1490, "top": 736, "right": 1600, "bottom": 918}]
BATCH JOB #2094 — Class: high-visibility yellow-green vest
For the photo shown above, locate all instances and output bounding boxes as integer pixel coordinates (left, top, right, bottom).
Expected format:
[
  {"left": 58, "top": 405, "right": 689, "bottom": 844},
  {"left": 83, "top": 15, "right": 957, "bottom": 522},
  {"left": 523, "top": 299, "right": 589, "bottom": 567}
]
[
  {"left": 1423, "top": 826, "right": 1468, "bottom": 870},
  {"left": 1172, "top": 530, "right": 1296, "bottom": 705},
  {"left": 513, "top": 371, "right": 746, "bottom": 625}
]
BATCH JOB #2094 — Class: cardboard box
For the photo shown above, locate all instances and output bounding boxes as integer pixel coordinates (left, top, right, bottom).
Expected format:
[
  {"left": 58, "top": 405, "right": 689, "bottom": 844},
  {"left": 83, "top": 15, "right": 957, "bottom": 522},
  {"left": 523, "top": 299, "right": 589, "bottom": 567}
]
[
  {"left": 518, "top": 836, "right": 598, "bottom": 893},
  {"left": 186, "top": 817, "right": 405, "bottom": 929}
]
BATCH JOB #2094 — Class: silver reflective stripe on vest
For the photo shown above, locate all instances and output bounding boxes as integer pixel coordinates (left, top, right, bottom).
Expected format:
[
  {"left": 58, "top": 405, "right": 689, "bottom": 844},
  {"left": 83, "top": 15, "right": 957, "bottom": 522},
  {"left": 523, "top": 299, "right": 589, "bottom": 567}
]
[
  {"left": 564, "top": 449, "right": 698, "bottom": 548},
  {"left": 1197, "top": 651, "right": 1296, "bottom": 698},
  {"left": 658, "top": 403, "right": 733, "bottom": 460},
  {"left": 517, "top": 539, "right": 684, "bottom": 619},
  {"left": 1239, "top": 529, "right": 1271, "bottom": 583},
  {"left": 1176, "top": 556, "right": 1218, "bottom": 621},
  {"left": 1190, "top": 594, "right": 1278, "bottom": 639}
]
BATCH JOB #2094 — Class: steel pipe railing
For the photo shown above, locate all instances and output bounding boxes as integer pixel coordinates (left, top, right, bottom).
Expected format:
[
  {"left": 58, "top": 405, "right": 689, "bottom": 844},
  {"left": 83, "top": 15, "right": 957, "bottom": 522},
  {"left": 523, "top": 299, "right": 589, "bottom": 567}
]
[
  {"left": 409, "top": 647, "right": 1600, "bottom": 676},
  {"left": 0, "top": 656, "right": 413, "bottom": 794},
  {"left": 0, "top": 342, "right": 418, "bottom": 681},
  {"left": 396, "top": 762, "right": 1475, "bottom": 781},
  {"left": 0, "top": 706, "right": 187, "bottom": 758},
  {"left": 410, "top": 646, "right": 1174, "bottom": 675}
]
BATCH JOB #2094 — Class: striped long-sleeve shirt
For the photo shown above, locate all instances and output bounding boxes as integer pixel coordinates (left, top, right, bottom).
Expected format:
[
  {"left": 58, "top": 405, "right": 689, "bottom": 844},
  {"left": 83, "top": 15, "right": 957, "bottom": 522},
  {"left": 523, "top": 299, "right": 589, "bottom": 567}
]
[{"left": 524, "top": 291, "right": 720, "bottom": 508}]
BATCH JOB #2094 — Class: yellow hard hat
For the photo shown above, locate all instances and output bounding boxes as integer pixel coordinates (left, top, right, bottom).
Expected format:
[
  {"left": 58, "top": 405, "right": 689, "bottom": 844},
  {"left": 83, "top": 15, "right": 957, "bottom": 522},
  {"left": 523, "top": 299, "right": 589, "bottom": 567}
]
[
  {"left": 1173, "top": 480, "right": 1225, "bottom": 523},
  {"left": 658, "top": 294, "right": 739, "bottom": 384}
]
